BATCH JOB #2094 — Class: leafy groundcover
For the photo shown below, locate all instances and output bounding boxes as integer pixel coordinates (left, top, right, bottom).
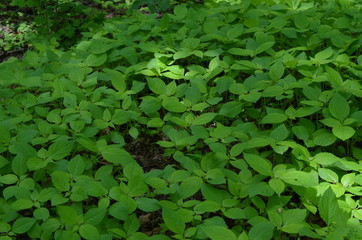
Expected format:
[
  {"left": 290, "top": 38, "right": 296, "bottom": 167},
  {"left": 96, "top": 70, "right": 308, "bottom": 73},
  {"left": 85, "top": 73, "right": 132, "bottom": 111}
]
[{"left": 1, "top": 0, "right": 362, "bottom": 239}]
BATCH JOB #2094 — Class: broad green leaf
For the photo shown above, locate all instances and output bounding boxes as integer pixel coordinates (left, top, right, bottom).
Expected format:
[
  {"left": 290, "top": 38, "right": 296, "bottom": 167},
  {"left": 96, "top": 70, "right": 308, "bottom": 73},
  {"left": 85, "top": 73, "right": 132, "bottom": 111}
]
[
  {"left": 192, "top": 113, "right": 217, "bottom": 126},
  {"left": 313, "top": 152, "right": 340, "bottom": 165},
  {"left": 12, "top": 217, "right": 36, "bottom": 234},
  {"left": 302, "top": 85, "right": 321, "bottom": 100},
  {"left": 48, "top": 140, "right": 73, "bottom": 160},
  {"left": 147, "top": 77, "right": 166, "bottom": 95},
  {"left": 179, "top": 176, "right": 203, "bottom": 199},
  {"left": 174, "top": 50, "right": 193, "bottom": 60},
  {"left": 34, "top": 208, "right": 50, "bottom": 221},
  {"left": 269, "top": 61, "right": 285, "bottom": 81},
  {"left": 67, "top": 155, "right": 85, "bottom": 176},
  {"left": 281, "top": 171, "right": 318, "bottom": 187},
  {"left": 326, "top": 66, "right": 343, "bottom": 87},
  {"left": 260, "top": 113, "right": 288, "bottom": 124},
  {"left": 268, "top": 179, "right": 284, "bottom": 195},
  {"left": 86, "top": 53, "right": 107, "bottom": 67},
  {"left": 255, "top": 42, "right": 275, "bottom": 55},
  {"left": 319, "top": 118, "right": 341, "bottom": 128},
  {"left": 124, "top": 214, "right": 140, "bottom": 236},
  {"left": 292, "top": 126, "right": 309, "bottom": 141},
  {"left": 201, "top": 183, "right": 232, "bottom": 203},
  {"left": 51, "top": 171, "right": 70, "bottom": 192},
  {"left": 136, "top": 198, "right": 160, "bottom": 212},
  {"left": 101, "top": 147, "right": 135, "bottom": 166},
  {"left": 84, "top": 208, "right": 107, "bottom": 225},
  {"left": 57, "top": 206, "right": 78, "bottom": 225},
  {"left": 194, "top": 201, "right": 220, "bottom": 214},
  {"left": 162, "top": 207, "right": 185, "bottom": 234},
  {"left": 11, "top": 199, "right": 33, "bottom": 210},
  {"left": 202, "top": 226, "right": 237, "bottom": 240},
  {"left": 76, "top": 137, "right": 98, "bottom": 152},
  {"left": 318, "top": 168, "right": 339, "bottom": 183},
  {"left": 0, "top": 125, "right": 10, "bottom": 143},
  {"left": 318, "top": 187, "right": 338, "bottom": 225},
  {"left": 282, "top": 209, "right": 307, "bottom": 225},
  {"left": 26, "top": 157, "right": 48, "bottom": 171},
  {"left": 226, "top": 24, "right": 243, "bottom": 40},
  {"left": 79, "top": 224, "right": 99, "bottom": 240},
  {"left": 328, "top": 93, "right": 349, "bottom": 121},
  {"left": 219, "top": 101, "right": 243, "bottom": 117},
  {"left": 125, "top": 176, "right": 148, "bottom": 197},
  {"left": 243, "top": 153, "right": 273, "bottom": 176},
  {"left": 315, "top": 47, "right": 333, "bottom": 61},
  {"left": 162, "top": 97, "right": 186, "bottom": 113},
  {"left": 332, "top": 125, "right": 355, "bottom": 141},
  {"left": 216, "top": 76, "right": 233, "bottom": 94},
  {"left": 0, "top": 174, "right": 18, "bottom": 184},
  {"left": 248, "top": 222, "right": 274, "bottom": 240},
  {"left": 313, "top": 131, "right": 336, "bottom": 146},
  {"left": 341, "top": 173, "right": 355, "bottom": 187},
  {"left": 270, "top": 124, "right": 289, "bottom": 142}
]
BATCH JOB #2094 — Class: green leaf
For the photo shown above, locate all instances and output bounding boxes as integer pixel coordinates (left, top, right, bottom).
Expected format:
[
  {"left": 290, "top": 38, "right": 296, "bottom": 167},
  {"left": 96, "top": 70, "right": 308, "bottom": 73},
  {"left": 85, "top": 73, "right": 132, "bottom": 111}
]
[
  {"left": 162, "top": 207, "right": 185, "bottom": 234},
  {"left": 315, "top": 47, "right": 333, "bottom": 61},
  {"left": 86, "top": 53, "right": 107, "bottom": 67},
  {"left": 79, "top": 224, "right": 99, "bottom": 240},
  {"left": 147, "top": 77, "right": 166, "bottom": 95},
  {"left": 139, "top": 96, "right": 161, "bottom": 114},
  {"left": 332, "top": 125, "right": 355, "bottom": 141},
  {"left": 48, "top": 140, "right": 73, "bottom": 160},
  {"left": 194, "top": 201, "right": 220, "bottom": 214},
  {"left": 255, "top": 42, "right": 275, "bottom": 55},
  {"left": 162, "top": 97, "right": 187, "bottom": 113},
  {"left": 318, "top": 187, "right": 338, "bottom": 225},
  {"left": 34, "top": 208, "right": 50, "bottom": 221},
  {"left": 179, "top": 176, "right": 203, "bottom": 199},
  {"left": 282, "top": 209, "right": 307, "bottom": 225},
  {"left": 0, "top": 125, "right": 10, "bottom": 143},
  {"left": 57, "top": 206, "right": 78, "bottom": 225},
  {"left": 136, "top": 197, "right": 160, "bottom": 212},
  {"left": 270, "top": 124, "right": 289, "bottom": 142},
  {"left": 101, "top": 147, "right": 135, "bottom": 166},
  {"left": 318, "top": 168, "right": 339, "bottom": 183},
  {"left": 85, "top": 208, "right": 106, "bottom": 224},
  {"left": 67, "top": 155, "right": 85, "bottom": 176},
  {"left": 313, "top": 131, "right": 336, "bottom": 146},
  {"left": 0, "top": 174, "right": 18, "bottom": 184},
  {"left": 269, "top": 61, "right": 285, "bottom": 81},
  {"left": 326, "top": 66, "right": 343, "bottom": 87},
  {"left": 268, "top": 179, "right": 284, "bottom": 195},
  {"left": 328, "top": 93, "right": 349, "bottom": 121},
  {"left": 223, "top": 208, "right": 245, "bottom": 219},
  {"left": 12, "top": 217, "right": 36, "bottom": 234},
  {"left": 51, "top": 171, "right": 70, "bottom": 192},
  {"left": 243, "top": 153, "right": 273, "bottom": 176},
  {"left": 313, "top": 152, "right": 340, "bottom": 165},
  {"left": 280, "top": 171, "right": 318, "bottom": 187},
  {"left": 192, "top": 113, "right": 217, "bottom": 126},
  {"left": 226, "top": 24, "right": 243, "bottom": 40},
  {"left": 11, "top": 199, "right": 33, "bottom": 210},
  {"left": 174, "top": 50, "right": 193, "bottom": 60},
  {"left": 219, "top": 101, "right": 243, "bottom": 118},
  {"left": 248, "top": 222, "right": 274, "bottom": 240},
  {"left": 202, "top": 226, "right": 237, "bottom": 240},
  {"left": 260, "top": 113, "right": 288, "bottom": 124},
  {"left": 124, "top": 214, "right": 140, "bottom": 236},
  {"left": 126, "top": 176, "right": 148, "bottom": 197}
]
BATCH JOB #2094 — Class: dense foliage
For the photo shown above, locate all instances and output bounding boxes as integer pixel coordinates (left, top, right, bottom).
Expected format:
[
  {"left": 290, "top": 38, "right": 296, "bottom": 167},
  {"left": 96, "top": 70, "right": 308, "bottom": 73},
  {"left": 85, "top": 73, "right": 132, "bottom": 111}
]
[{"left": 0, "top": 0, "right": 362, "bottom": 239}]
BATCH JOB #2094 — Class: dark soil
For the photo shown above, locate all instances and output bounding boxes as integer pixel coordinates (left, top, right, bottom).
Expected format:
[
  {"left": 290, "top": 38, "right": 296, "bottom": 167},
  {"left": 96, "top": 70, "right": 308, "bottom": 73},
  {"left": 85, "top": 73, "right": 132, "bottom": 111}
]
[{"left": 124, "top": 132, "right": 176, "bottom": 172}]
